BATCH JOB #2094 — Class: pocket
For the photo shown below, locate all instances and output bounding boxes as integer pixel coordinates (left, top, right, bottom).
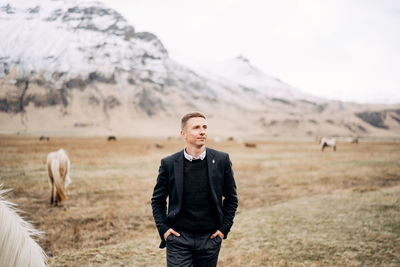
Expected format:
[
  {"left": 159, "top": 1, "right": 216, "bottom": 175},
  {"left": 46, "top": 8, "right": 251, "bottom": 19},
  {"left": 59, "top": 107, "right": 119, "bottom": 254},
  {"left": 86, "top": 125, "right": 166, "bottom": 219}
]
[
  {"left": 166, "top": 234, "right": 174, "bottom": 242},
  {"left": 212, "top": 235, "right": 222, "bottom": 244}
]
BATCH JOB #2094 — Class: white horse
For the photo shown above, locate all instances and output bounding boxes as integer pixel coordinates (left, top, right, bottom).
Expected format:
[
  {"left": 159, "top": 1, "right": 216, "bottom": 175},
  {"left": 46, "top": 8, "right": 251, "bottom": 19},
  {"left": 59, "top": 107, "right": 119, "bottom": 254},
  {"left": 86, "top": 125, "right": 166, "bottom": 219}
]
[
  {"left": 319, "top": 137, "right": 336, "bottom": 151},
  {"left": 0, "top": 186, "right": 47, "bottom": 267},
  {"left": 47, "top": 149, "right": 72, "bottom": 206}
]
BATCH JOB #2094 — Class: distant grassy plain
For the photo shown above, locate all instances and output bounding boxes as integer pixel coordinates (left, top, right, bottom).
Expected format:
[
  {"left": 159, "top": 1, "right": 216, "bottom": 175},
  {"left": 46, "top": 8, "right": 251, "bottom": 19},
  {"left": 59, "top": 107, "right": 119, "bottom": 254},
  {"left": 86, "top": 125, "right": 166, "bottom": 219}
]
[{"left": 0, "top": 136, "right": 399, "bottom": 266}]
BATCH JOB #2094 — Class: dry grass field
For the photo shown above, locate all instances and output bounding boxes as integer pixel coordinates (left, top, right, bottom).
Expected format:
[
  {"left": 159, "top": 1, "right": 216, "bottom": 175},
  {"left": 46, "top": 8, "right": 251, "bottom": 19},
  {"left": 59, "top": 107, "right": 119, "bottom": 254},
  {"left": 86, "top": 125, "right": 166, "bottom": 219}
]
[{"left": 0, "top": 136, "right": 399, "bottom": 266}]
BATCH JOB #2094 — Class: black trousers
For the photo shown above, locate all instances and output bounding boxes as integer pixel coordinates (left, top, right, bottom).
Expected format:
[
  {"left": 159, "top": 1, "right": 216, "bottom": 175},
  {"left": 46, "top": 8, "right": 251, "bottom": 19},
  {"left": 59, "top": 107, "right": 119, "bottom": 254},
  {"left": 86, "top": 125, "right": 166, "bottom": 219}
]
[{"left": 166, "top": 230, "right": 222, "bottom": 267}]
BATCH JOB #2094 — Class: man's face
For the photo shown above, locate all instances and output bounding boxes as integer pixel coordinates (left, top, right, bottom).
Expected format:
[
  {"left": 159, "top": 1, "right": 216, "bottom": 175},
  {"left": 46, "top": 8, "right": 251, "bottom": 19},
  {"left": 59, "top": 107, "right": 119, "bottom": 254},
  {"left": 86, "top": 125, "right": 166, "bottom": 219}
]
[{"left": 181, "top": 117, "right": 208, "bottom": 147}]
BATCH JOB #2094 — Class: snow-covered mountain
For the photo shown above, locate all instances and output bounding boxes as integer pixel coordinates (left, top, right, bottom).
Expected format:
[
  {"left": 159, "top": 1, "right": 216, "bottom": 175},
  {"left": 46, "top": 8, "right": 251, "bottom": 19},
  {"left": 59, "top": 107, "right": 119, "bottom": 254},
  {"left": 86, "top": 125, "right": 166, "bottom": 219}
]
[
  {"left": 0, "top": 0, "right": 222, "bottom": 118},
  {"left": 191, "top": 55, "right": 321, "bottom": 102},
  {"left": 0, "top": 0, "right": 166, "bottom": 79},
  {"left": 0, "top": 0, "right": 399, "bottom": 137}
]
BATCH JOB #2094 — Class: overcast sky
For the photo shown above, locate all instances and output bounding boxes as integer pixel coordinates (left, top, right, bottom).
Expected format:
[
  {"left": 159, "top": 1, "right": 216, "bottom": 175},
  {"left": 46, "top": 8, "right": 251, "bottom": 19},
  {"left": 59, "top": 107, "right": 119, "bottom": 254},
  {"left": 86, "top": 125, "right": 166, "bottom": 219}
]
[{"left": 93, "top": 0, "right": 400, "bottom": 104}]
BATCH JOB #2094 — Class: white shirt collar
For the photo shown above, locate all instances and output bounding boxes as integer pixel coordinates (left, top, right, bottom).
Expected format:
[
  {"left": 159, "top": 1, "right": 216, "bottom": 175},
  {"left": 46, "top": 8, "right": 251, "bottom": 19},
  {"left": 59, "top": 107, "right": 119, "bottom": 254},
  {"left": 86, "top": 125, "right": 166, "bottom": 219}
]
[{"left": 184, "top": 148, "right": 206, "bottom": 161}]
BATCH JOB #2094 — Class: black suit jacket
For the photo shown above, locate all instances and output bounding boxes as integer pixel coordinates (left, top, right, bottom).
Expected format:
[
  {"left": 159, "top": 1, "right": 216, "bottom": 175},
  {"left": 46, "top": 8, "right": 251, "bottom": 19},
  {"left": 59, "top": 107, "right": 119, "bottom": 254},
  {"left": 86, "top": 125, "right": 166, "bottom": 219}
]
[{"left": 151, "top": 147, "right": 238, "bottom": 248}]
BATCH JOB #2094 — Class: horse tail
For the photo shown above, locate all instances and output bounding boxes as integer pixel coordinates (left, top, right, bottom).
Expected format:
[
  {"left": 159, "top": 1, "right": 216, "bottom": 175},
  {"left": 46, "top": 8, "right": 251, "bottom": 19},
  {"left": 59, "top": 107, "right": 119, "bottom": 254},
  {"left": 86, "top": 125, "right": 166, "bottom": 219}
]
[
  {"left": 0, "top": 186, "right": 47, "bottom": 267},
  {"left": 65, "top": 155, "right": 72, "bottom": 188},
  {"left": 51, "top": 159, "right": 67, "bottom": 202},
  {"left": 46, "top": 155, "right": 54, "bottom": 187}
]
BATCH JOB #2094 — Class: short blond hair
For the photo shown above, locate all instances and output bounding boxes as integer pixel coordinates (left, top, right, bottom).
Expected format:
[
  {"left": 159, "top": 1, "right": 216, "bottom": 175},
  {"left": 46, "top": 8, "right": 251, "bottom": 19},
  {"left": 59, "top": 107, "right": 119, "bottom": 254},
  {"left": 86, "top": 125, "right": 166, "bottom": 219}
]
[{"left": 181, "top": 112, "right": 206, "bottom": 130}]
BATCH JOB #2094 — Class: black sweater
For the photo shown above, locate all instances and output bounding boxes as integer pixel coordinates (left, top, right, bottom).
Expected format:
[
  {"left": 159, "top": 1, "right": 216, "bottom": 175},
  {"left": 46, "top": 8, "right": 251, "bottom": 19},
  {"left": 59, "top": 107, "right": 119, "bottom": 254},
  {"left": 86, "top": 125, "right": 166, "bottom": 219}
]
[{"left": 173, "top": 157, "right": 219, "bottom": 233}]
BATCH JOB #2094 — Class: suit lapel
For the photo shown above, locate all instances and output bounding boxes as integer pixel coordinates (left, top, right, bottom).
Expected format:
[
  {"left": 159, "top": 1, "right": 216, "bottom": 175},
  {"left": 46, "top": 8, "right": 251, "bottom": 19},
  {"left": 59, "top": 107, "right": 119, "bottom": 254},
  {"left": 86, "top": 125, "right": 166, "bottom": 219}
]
[
  {"left": 206, "top": 148, "right": 218, "bottom": 203},
  {"left": 174, "top": 150, "right": 184, "bottom": 202}
]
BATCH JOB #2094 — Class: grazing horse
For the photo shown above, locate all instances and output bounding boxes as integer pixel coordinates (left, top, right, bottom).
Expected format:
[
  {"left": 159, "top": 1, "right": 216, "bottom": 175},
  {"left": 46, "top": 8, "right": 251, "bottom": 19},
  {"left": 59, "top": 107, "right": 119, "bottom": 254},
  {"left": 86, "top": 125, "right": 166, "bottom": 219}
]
[
  {"left": 39, "top": 136, "right": 50, "bottom": 141},
  {"left": 47, "top": 149, "right": 72, "bottom": 206},
  {"left": 348, "top": 137, "right": 359, "bottom": 144},
  {"left": 319, "top": 137, "right": 336, "bottom": 151},
  {"left": 245, "top": 142, "right": 257, "bottom": 148},
  {"left": 155, "top": 143, "right": 163, "bottom": 149},
  {"left": 107, "top": 136, "right": 117, "bottom": 141},
  {"left": 0, "top": 186, "right": 47, "bottom": 267}
]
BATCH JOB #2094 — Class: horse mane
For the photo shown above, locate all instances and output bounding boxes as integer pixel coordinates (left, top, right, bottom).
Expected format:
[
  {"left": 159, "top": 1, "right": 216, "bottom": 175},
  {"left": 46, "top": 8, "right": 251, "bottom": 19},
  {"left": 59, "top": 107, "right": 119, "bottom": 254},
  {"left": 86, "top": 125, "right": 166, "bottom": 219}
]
[{"left": 0, "top": 185, "right": 47, "bottom": 267}]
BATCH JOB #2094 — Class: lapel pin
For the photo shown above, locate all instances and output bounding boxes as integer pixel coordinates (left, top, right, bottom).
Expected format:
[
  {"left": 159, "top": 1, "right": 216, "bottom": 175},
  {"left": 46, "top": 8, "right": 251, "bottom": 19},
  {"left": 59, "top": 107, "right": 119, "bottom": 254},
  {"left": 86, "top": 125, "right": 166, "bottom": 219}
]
[{"left": 212, "top": 159, "right": 215, "bottom": 164}]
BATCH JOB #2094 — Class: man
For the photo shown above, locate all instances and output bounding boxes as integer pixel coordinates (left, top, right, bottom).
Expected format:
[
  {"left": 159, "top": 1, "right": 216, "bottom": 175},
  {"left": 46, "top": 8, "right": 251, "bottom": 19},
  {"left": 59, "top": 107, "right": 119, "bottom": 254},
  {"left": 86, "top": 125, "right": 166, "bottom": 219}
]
[{"left": 151, "top": 112, "right": 238, "bottom": 266}]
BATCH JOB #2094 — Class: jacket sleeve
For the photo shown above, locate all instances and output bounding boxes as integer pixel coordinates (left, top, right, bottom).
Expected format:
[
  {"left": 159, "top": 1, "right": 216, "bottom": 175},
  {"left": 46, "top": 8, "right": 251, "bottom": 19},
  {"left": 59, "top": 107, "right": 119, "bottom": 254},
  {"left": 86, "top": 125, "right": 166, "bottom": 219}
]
[
  {"left": 220, "top": 153, "right": 238, "bottom": 238},
  {"left": 151, "top": 159, "right": 170, "bottom": 240}
]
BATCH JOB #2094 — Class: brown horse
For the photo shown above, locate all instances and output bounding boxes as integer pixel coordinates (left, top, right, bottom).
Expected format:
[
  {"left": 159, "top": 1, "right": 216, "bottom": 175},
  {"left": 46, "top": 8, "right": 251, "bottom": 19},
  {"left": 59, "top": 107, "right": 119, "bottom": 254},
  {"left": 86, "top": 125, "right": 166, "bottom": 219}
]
[
  {"left": 107, "top": 136, "right": 117, "bottom": 141},
  {"left": 245, "top": 142, "right": 257, "bottom": 148},
  {"left": 47, "top": 149, "right": 72, "bottom": 206}
]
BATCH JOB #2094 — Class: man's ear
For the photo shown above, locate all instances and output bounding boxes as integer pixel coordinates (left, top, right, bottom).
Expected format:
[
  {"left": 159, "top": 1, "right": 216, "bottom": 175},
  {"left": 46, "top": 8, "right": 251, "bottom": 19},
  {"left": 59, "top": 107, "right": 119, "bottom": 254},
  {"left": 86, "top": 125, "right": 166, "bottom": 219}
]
[{"left": 180, "top": 129, "right": 185, "bottom": 138}]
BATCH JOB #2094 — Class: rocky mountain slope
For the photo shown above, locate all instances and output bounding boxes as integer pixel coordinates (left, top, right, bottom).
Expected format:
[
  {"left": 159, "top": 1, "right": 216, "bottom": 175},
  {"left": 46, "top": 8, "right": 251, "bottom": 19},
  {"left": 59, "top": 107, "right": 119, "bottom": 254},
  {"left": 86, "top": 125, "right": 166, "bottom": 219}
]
[{"left": 0, "top": 0, "right": 399, "bottom": 137}]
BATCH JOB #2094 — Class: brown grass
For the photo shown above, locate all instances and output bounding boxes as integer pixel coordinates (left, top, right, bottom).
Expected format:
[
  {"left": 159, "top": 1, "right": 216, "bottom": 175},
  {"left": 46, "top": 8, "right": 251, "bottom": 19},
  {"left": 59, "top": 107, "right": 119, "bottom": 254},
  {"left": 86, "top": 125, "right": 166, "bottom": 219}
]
[{"left": 0, "top": 136, "right": 399, "bottom": 266}]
